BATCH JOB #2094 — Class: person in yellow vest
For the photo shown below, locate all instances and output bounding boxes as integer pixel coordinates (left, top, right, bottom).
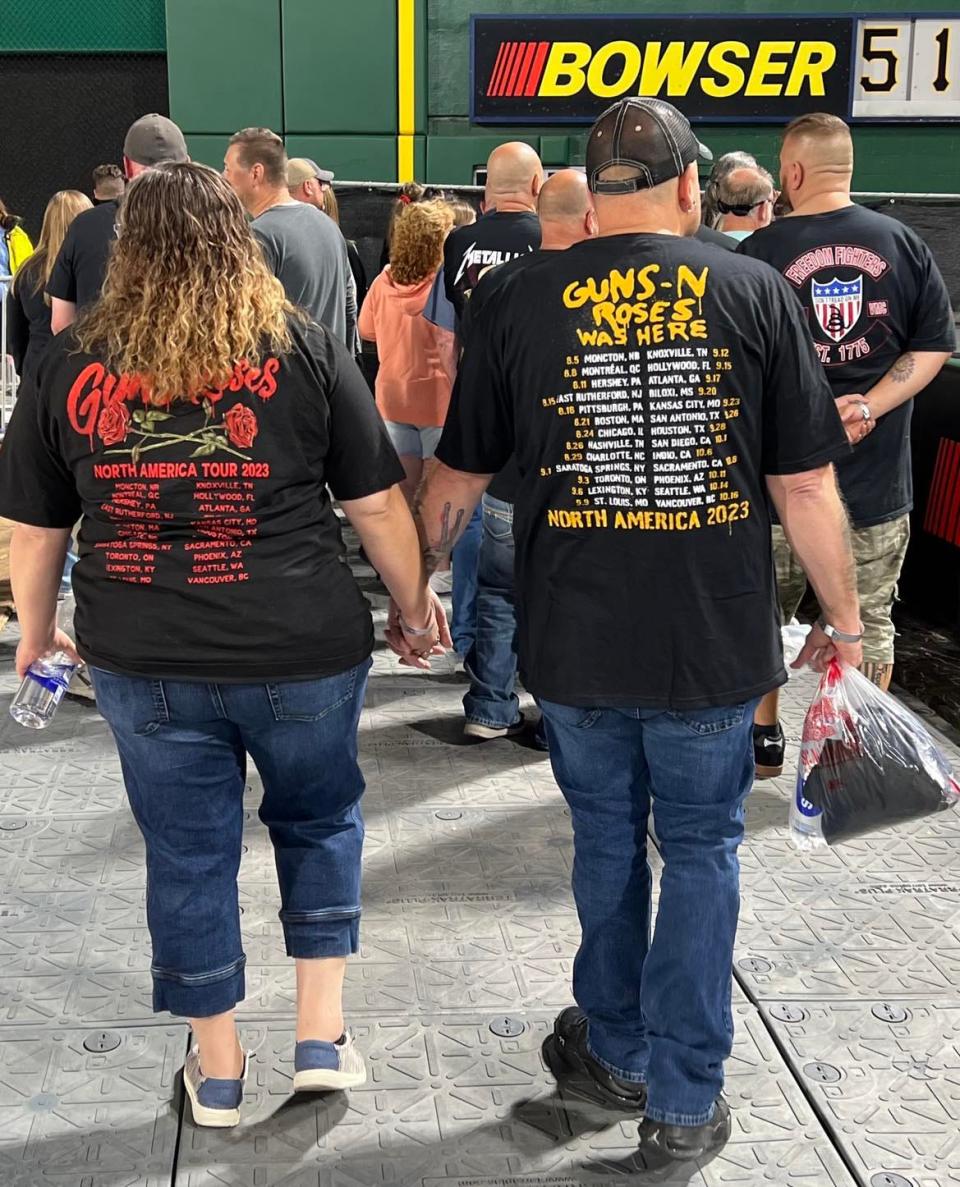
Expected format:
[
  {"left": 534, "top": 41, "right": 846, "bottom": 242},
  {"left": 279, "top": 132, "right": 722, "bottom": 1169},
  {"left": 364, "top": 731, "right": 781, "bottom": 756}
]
[{"left": 1, "top": 197, "right": 34, "bottom": 300}]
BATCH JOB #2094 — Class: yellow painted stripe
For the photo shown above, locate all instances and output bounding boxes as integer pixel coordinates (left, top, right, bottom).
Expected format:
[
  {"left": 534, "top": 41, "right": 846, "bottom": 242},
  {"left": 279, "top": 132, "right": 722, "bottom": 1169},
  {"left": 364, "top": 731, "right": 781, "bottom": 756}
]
[
  {"left": 398, "top": 135, "right": 415, "bottom": 183},
  {"left": 398, "top": 0, "right": 416, "bottom": 185}
]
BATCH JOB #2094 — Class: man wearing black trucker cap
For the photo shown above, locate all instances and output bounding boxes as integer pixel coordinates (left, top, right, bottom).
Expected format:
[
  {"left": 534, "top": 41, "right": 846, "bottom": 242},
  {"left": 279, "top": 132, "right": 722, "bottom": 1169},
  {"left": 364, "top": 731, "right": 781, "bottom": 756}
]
[
  {"left": 404, "top": 98, "right": 863, "bottom": 1161},
  {"left": 48, "top": 114, "right": 189, "bottom": 332}
]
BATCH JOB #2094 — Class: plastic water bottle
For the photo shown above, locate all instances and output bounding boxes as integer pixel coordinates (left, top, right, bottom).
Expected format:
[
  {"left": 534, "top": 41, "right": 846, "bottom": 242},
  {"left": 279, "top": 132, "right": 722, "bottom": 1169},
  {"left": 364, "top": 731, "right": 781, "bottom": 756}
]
[
  {"left": 9, "top": 596, "right": 79, "bottom": 729},
  {"left": 789, "top": 771, "right": 825, "bottom": 847}
]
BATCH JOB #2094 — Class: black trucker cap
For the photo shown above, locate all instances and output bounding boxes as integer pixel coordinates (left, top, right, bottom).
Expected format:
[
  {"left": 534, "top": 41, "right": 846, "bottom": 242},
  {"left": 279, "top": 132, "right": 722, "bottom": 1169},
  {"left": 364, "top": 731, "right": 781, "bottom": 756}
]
[{"left": 587, "top": 98, "right": 712, "bottom": 194}]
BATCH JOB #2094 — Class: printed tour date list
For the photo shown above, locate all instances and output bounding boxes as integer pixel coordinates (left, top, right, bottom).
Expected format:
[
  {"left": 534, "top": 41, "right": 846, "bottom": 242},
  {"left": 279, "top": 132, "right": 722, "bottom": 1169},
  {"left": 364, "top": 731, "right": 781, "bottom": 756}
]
[
  {"left": 540, "top": 262, "right": 747, "bottom": 535},
  {"left": 92, "top": 459, "right": 271, "bottom": 586}
]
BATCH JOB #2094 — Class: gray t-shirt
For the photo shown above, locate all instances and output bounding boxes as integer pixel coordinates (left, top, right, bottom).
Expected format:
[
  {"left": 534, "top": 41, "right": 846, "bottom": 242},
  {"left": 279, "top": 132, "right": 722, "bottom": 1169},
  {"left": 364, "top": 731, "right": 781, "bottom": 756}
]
[{"left": 252, "top": 203, "right": 355, "bottom": 346}]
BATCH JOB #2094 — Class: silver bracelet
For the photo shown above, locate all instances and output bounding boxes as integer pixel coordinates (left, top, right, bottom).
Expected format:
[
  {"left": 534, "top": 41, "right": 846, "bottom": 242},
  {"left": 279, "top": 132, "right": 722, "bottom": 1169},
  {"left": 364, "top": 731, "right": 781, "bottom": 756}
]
[{"left": 399, "top": 613, "right": 436, "bottom": 637}]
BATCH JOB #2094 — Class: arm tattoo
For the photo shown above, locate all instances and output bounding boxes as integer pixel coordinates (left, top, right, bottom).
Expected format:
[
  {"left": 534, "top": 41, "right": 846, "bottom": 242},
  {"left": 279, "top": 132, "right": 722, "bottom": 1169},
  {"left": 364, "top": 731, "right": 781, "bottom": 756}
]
[
  {"left": 422, "top": 501, "right": 466, "bottom": 575},
  {"left": 890, "top": 353, "right": 916, "bottom": 384}
]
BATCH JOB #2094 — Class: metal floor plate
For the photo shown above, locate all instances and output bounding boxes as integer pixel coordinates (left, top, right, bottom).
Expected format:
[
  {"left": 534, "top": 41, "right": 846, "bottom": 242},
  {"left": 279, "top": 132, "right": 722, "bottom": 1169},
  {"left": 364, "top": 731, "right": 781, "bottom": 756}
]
[
  {"left": 174, "top": 1004, "right": 857, "bottom": 1187},
  {"left": 2, "top": 593, "right": 960, "bottom": 1184}
]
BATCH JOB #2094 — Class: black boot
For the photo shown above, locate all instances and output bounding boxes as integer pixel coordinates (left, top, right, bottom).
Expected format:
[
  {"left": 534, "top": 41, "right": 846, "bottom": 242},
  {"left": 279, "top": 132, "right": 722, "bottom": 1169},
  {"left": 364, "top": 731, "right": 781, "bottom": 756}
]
[
  {"left": 637, "top": 1097, "right": 732, "bottom": 1161},
  {"left": 542, "top": 1007, "right": 646, "bottom": 1113},
  {"left": 753, "top": 721, "right": 785, "bottom": 778}
]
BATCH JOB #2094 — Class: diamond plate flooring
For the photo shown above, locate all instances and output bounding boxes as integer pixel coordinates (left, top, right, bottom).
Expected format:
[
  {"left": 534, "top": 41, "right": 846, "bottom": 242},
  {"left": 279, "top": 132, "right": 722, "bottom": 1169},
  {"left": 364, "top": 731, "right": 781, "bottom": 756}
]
[{"left": 1, "top": 587, "right": 959, "bottom": 1185}]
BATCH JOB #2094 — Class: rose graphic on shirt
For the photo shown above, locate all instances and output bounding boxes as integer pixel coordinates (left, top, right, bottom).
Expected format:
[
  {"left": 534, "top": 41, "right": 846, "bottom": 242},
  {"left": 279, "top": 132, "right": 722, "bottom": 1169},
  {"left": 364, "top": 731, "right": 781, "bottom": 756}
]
[
  {"left": 224, "top": 403, "right": 258, "bottom": 449},
  {"left": 98, "top": 403, "right": 131, "bottom": 447}
]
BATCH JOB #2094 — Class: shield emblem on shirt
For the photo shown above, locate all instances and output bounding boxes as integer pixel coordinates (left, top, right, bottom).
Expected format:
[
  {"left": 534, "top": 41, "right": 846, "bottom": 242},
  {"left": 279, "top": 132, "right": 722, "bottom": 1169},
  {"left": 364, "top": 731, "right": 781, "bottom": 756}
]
[{"left": 811, "top": 274, "right": 863, "bottom": 343}]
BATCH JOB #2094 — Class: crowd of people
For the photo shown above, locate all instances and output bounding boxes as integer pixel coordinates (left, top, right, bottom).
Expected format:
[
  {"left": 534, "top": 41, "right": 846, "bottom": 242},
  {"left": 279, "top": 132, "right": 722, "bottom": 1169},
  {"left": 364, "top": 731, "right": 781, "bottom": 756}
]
[{"left": 0, "top": 99, "right": 954, "bottom": 1158}]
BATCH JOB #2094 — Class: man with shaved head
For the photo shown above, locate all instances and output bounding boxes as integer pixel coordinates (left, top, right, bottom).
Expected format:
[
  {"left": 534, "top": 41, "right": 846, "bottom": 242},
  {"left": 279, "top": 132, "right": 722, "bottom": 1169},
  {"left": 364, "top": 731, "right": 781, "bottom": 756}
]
[
  {"left": 440, "top": 142, "right": 545, "bottom": 662},
  {"left": 457, "top": 170, "right": 597, "bottom": 741},
  {"left": 400, "top": 99, "right": 863, "bottom": 1160},
  {"left": 740, "top": 113, "right": 954, "bottom": 773},
  {"left": 442, "top": 140, "right": 544, "bottom": 319},
  {"left": 712, "top": 165, "right": 776, "bottom": 241}
]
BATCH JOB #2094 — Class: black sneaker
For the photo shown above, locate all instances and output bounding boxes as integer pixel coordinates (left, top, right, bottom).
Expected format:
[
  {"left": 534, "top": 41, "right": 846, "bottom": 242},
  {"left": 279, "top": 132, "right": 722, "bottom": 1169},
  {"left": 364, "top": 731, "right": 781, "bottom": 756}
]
[
  {"left": 753, "top": 722, "right": 785, "bottom": 778},
  {"left": 541, "top": 1007, "right": 646, "bottom": 1113},
  {"left": 636, "top": 1096, "right": 732, "bottom": 1161}
]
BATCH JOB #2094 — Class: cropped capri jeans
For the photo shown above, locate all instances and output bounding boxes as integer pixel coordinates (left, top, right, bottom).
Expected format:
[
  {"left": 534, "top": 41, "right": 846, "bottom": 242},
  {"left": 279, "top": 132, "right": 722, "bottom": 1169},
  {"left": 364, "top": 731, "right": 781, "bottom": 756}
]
[{"left": 91, "top": 659, "right": 371, "bottom": 1018}]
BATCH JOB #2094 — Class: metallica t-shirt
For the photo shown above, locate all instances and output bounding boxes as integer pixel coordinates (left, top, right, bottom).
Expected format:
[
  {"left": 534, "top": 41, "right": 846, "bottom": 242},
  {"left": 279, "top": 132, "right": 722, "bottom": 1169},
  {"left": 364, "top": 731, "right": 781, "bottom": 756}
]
[
  {"left": 443, "top": 210, "right": 541, "bottom": 320},
  {"left": 437, "top": 233, "right": 849, "bottom": 709},
  {"left": 0, "top": 319, "right": 405, "bottom": 681},
  {"left": 739, "top": 205, "right": 955, "bottom": 527}
]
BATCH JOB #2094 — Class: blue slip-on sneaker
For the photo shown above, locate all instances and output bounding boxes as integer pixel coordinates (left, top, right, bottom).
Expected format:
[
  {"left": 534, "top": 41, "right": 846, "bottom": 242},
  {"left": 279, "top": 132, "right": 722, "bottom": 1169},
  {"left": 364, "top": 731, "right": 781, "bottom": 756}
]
[
  {"left": 183, "top": 1045, "right": 249, "bottom": 1128},
  {"left": 293, "top": 1031, "right": 367, "bottom": 1092}
]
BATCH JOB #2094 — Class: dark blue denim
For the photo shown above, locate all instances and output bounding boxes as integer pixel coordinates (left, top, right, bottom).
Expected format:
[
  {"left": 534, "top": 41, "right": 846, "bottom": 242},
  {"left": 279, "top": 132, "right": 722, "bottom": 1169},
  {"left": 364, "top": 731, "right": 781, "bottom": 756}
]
[
  {"left": 451, "top": 504, "right": 482, "bottom": 656},
  {"left": 463, "top": 495, "right": 521, "bottom": 730},
  {"left": 91, "top": 660, "right": 371, "bottom": 1019},
  {"left": 539, "top": 696, "right": 758, "bottom": 1127}
]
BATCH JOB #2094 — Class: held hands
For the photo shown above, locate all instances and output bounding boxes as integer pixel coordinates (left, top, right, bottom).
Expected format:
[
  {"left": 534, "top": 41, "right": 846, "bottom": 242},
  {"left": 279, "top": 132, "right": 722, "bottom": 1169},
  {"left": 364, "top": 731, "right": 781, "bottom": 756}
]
[
  {"left": 793, "top": 623, "right": 863, "bottom": 674},
  {"left": 15, "top": 629, "right": 81, "bottom": 681},
  {"left": 385, "top": 590, "right": 452, "bottom": 670},
  {"left": 835, "top": 395, "right": 875, "bottom": 446}
]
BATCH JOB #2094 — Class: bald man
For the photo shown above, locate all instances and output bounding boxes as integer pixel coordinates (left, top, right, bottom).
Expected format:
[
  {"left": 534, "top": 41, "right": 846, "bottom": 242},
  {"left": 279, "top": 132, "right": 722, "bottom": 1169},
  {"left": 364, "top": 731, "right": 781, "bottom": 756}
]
[
  {"left": 457, "top": 170, "right": 597, "bottom": 741},
  {"left": 440, "top": 142, "right": 545, "bottom": 660},
  {"left": 740, "top": 112, "right": 954, "bottom": 770},
  {"left": 442, "top": 141, "right": 544, "bottom": 319},
  {"left": 713, "top": 165, "right": 776, "bottom": 241}
]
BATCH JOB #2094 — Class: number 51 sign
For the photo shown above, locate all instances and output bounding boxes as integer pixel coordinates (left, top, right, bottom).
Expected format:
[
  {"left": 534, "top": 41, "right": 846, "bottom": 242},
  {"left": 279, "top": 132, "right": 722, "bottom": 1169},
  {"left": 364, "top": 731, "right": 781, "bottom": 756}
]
[{"left": 854, "top": 18, "right": 959, "bottom": 117}]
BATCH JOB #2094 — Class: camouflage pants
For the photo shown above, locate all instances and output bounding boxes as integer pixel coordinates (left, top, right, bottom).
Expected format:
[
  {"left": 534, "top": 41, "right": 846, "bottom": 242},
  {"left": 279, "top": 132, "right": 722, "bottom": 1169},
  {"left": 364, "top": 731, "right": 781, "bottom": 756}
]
[{"left": 771, "top": 514, "right": 910, "bottom": 666}]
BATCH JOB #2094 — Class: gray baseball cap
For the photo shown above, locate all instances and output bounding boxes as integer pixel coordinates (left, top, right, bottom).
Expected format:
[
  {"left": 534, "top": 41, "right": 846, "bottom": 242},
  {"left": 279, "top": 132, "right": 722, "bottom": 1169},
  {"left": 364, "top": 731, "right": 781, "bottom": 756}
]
[{"left": 123, "top": 114, "right": 189, "bottom": 167}]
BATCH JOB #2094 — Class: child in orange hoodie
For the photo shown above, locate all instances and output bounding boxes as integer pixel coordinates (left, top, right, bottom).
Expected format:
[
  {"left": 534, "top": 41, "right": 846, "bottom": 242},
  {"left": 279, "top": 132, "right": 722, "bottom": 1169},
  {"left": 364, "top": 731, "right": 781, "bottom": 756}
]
[{"left": 359, "top": 200, "right": 458, "bottom": 503}]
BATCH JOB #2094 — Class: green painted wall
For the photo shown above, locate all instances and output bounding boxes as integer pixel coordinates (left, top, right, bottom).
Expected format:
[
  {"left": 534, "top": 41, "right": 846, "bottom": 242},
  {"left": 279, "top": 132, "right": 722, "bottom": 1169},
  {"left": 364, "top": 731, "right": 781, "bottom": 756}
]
[
  {"left": 0, "top": 0, "right": 166, "bottom": 51},
  {"left": 284, "top": 0, "right": 397, "bottom": 134},
  {"left": 167, "top": 0, "right": 282, "bottom": 133},
  {"left": 167, "top": 1, "right": 960, "bottom": 188}
]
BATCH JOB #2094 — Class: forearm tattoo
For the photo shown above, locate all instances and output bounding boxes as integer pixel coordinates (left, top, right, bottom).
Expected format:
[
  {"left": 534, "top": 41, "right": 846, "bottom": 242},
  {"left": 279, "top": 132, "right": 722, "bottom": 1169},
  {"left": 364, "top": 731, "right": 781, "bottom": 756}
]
[
  {"left": 890, "top": 353, "right": 916, "bottom": 384},
  {"left": 422, "top": 501, "right": 466, "bottom": 575}
]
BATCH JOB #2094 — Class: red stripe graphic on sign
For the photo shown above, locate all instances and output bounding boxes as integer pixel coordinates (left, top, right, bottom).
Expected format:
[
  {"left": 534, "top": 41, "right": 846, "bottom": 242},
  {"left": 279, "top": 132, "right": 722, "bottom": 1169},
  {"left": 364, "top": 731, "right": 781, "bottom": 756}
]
[
  {"left": 487, "top": 42, "right": 508, "bottom": 97},
  {"left": 945, "top": 440, "right": 960, "bottom": 545},
  {"left": 940, "top": 440, "right": 960, "bottom": 542},
  {"left": 505, "top": 40, "right": 527, "bottom": 96},
  {"left": 926, "top": 438, "right": 960, "bottom": 544},
  {"left": 514, "top": 41, "right": 538, "bottom": 96},
  {"left": 933, "top": 439, "right": 957, "bottom": 540},
  {"left": 524, "top": 41, "right": 550, "bottom": 95},
  {"left": 923, "top": 439, "right": 948, "bottom": 536},
  {"left": 494, "top": 42, "right": 518, "bottom": 96}
]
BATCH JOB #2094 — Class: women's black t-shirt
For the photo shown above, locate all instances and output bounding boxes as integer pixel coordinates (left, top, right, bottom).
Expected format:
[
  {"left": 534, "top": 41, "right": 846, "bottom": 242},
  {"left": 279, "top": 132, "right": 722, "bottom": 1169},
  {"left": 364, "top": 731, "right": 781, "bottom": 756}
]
[{"left": 0, "top": 318, "right": 404, "bottom": 681}]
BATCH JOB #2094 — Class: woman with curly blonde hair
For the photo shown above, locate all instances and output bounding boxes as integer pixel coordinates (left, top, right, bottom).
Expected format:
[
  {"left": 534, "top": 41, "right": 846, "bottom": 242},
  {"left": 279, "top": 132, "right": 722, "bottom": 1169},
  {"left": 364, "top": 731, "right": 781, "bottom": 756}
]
[
  {"left": 0, "top": 162, "right": 448, "bottom": 1129},
  {"left": 359, "top": 199, "right": 458, "bottom": 502}
]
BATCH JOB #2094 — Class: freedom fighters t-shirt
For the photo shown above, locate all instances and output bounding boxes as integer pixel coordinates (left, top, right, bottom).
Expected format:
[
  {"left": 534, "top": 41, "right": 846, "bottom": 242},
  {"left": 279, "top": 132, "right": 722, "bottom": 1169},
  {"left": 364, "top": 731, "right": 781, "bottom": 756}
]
[
  {"left": 0, "top": 319, "right": 404, "bottom": 681},
  {"left": 437, "top": 233, "right": 849, "bottom": 709},
  {"left": 443, "top": 210, "right": 541, "bottom": 320},
  {"left": 739, "top": 205, "right": 955, "bottom": 527}
]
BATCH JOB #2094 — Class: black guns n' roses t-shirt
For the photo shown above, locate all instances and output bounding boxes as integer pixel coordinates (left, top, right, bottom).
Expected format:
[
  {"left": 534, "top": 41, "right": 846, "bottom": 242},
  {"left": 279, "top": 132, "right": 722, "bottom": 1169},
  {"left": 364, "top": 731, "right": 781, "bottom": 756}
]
[
  {"left": 443, "top": 210, "right": 541, "bottom": 320},
  {"left": 0, "top": 319, "right": 404, "bottom": 681},
  {"left": 739, "top": 206, "right": 955, "bottom": 527},
  {"left": 437, "top": 234, "right": 848, "bottom": 709}
]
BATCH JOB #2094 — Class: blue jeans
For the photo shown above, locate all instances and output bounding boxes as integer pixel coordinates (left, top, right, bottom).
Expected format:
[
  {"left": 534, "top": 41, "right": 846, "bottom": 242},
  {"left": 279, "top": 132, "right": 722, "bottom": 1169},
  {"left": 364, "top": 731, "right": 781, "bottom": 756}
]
[
  {"left": 91, "top": 660, "right": 371, "bottom": 1019},
  {"left": 464, "top": 495, "right": 521, "bottom": 729},
  {"left": 451, "top": 504, "right": 482, "bottom": 655},
  {"left": 539, "top": 696, "right": 758, "bottom": 1126}
]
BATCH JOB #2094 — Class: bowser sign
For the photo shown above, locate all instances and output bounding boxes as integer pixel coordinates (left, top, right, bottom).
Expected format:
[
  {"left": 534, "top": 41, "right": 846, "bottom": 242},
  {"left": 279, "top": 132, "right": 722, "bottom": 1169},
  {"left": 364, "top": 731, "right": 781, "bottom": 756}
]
[{"left": 471, "top": 14, "right": 960, "bottom": 123}]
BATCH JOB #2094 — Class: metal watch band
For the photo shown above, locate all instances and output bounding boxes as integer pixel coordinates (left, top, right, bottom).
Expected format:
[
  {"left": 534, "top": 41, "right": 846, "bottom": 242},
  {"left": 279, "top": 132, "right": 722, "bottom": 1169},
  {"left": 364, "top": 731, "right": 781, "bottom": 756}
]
[{"left": 817, "top": 617, "right": 863, "bottom": 644}]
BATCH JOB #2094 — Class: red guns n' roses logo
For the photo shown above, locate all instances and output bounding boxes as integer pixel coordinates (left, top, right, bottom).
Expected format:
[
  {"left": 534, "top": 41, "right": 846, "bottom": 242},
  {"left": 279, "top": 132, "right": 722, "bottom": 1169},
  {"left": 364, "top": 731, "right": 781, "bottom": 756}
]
[{"left": 67, "top": 358, "right": 281, "bottom": 448}]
